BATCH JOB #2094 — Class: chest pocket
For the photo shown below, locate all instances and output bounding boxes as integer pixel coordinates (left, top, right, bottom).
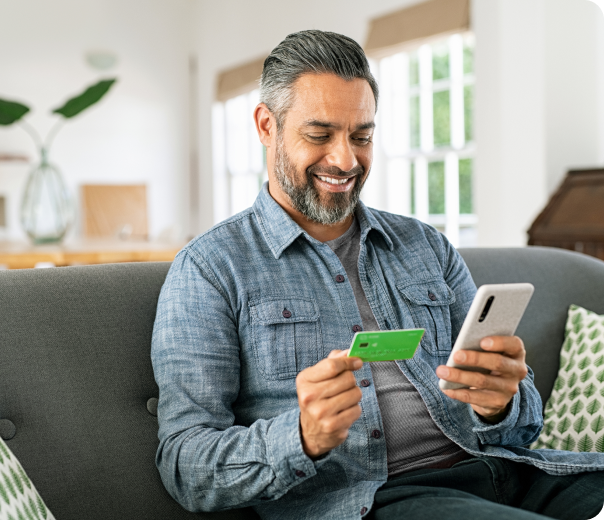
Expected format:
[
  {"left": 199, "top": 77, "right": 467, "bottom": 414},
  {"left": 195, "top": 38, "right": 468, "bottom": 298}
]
[
  {"left": 249, "top": 297, "right": 322, "bottom": 380},
  {"left": 396, "top": 279, "right": 455, "bottom": 356}
]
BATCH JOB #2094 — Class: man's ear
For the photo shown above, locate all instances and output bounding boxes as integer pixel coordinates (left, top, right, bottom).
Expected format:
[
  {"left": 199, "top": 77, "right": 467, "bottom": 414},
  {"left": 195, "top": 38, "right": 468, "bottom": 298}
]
[{"left": 254, "top": 103, "right": 275, "bottom": 147}]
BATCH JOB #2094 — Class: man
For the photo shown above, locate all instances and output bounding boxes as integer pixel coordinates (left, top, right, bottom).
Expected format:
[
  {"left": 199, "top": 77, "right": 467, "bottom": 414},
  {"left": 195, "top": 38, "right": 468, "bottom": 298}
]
[{"left": 151, "top": 31, "right": 604, "bottom": 520}]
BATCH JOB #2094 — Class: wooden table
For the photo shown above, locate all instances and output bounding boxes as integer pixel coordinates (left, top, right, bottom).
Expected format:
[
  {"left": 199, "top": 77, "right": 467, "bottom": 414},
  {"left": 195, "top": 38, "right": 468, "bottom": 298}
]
[{"left": 0, "top": 240, "right": 184, "bottom": 269}]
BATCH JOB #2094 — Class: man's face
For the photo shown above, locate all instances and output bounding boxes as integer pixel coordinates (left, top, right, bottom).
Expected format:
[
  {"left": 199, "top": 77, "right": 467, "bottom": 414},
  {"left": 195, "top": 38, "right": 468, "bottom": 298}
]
[{"left": 266, "top": 74, "right": 375, "bottom": 226}]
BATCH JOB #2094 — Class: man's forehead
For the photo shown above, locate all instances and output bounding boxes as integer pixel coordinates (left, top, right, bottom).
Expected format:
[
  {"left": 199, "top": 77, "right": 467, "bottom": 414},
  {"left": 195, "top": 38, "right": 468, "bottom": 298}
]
[{"left": 287, "top": 73, "right": 376, "bottom": 128}]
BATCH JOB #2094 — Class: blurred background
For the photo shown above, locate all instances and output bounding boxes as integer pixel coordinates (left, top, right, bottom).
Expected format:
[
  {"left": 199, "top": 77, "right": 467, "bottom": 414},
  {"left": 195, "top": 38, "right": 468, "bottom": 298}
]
[{"left": 0, "top": 0, "right": 603, "bottom": 267}]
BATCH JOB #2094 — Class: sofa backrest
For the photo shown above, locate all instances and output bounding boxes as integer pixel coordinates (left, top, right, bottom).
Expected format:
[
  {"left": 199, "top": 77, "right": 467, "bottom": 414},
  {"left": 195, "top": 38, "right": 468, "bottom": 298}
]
[
  {"left": 459, "top": 247, "right": 604, "bottom": 403},
  {"left": 0, "top": 263, "right": 250, "bottom": 520}
]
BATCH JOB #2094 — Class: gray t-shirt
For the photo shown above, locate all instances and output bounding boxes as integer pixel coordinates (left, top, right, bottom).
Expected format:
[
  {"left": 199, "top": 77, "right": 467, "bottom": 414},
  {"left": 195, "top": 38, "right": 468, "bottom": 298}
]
[{"left": 325, "top": 216, "right": 467, "bottom": 476}]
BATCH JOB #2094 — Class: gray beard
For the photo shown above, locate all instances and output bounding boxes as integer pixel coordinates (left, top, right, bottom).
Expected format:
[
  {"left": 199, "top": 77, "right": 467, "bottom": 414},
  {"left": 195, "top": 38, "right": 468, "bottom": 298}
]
[{"left": 273, "top": 137, "right": 366, "bottom": 226}]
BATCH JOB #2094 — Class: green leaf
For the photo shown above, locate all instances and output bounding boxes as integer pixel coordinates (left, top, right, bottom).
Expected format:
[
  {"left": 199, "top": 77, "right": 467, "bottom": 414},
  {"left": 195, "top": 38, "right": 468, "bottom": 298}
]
[
  {"left": 569, "top": 387, "right": 583, "bottom": 400},
  {"left": 581, "top": 369, "right": 594, "bottom": 383},
  {"left": 559, "top": 355, "right": 567, "bottom": 369},
  {"left": 568, "top": 372, "right": 578, "bottom": 388},
  {"left": 52, "top": 78, "right": 117, "bottom": 119},
  {"left": 10, "top": 466, "right": 23, "bottom": 494},
  {"left": 578, "top": 357, "right": 591, "bottom": 370},
  {"left": 554, "top": 375, "right": 566, "bottom": 391},
  {"left": 597, "top": 370, "right": 604, "bottom": 383},
  {"left": 592, "top": 415, "right": 604, "bottom": 434},
  {"left": 560, "top": 434, "right": 576, "bottom": 451},
  {"left": 574, "top": 416, "right": 589, "bottom": 433},
  {"left": 558, "top": 417, "right": 572, "bottom": 433},
  {"left": 565, "top": 356, "right": 576, "bottom": 372},
  {"left": 544, "top": 437, "right": 559, "bottom": 449},
  {"left": 563, "top": 337, "right": 573, "bottom": 353},
  {"left": 578, "top": 332, "right": 586, "bottom": 344},
  {"left": 0, "top": 98, "right": 30, "bottom": 126},
  {"left": 579, "top": 343, "right": 589, "bottom": 355},
  {"left": 589, "top": 328, "right": 601, "bottom": 341},
  {"left": 596, "top": 435, "right": 604, "bottom": 453},
  {"left": 578, "top": 434, "right": 594, "bottom": 452},
  {"left": 544, "top": 421, "right": 555, "bottom": 435},
  {"left": 0, "top": 475, "right": 9, "bottom": 504},
  {"left": 3, "top": 471, "right": 16, "bottom": 499},
  {"left": 584, "top": 382, "right": 597, "bottom": 398},
  {"left": 592, "top": 341, "right": 604, "bottom": 355},
  {"left": 557, "top": 403, "right": 568, "bottom": 418},
  {"left": 556, "top": 391, "right": 568, "bottom": 405},
  {"left": 587, "top": 399, "right": 602, "bottom": 415},
  {"left": 595, "top": 355, "right": 604, "bottom": 368},
  {"left": 588, "top": 319, "right": 598, "bottom": 329},
  {"left": 570, "top": 400, "right": 584, "bottom": 416}
]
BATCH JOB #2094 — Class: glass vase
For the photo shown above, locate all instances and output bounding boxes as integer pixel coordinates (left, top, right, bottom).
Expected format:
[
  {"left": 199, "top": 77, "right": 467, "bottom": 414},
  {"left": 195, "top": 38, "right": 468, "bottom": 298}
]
[{"left": 21, "top": 148, "right": 73, "bottom": 244}]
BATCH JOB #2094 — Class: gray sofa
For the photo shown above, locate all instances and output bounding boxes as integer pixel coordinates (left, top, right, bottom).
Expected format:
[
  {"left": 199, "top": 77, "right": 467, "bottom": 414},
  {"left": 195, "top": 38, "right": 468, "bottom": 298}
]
[{"left": 1, "top": 246, "right": 604, "bottom": 519}]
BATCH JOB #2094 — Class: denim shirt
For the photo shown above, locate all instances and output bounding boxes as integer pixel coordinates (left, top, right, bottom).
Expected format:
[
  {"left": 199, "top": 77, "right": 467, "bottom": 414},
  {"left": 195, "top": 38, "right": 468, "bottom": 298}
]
[{"left": 151, "top": 183, "right": 604, "bottom": 520}]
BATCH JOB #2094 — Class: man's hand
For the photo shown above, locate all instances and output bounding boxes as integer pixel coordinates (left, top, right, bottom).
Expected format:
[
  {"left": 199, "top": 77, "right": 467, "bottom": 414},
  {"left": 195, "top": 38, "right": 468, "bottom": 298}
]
[
  {"left": 296, "top": 350, "right": 364, "bottom": 459},
  {"left": 436, "top": 336, "right": 529, "bottom": 423}
]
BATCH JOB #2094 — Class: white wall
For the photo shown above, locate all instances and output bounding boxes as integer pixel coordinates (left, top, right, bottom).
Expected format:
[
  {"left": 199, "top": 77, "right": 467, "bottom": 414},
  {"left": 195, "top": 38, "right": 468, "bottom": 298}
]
[
  {"left": 473, "top": 0, "right": 604, "bottom": 247},
  {"left": 0, "top": 0, "right": 192, "bottom": 241}
]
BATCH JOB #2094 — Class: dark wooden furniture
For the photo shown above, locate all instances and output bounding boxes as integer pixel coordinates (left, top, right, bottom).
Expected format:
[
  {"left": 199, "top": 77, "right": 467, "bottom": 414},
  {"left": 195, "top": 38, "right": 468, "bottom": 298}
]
[{"left": 528, "top": 169, "right": 604, "bottom": 260}]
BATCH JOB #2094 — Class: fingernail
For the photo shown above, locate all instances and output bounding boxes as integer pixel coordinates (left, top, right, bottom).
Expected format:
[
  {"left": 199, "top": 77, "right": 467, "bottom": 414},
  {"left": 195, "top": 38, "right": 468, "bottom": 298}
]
[
  {"left": 455, "top": 351, "right": 466, "bottom": 362},
  {"left": 353, "top": 358, "right": 363, "bottom": 369},
  {"left": 481, "top": 338, "right": 494, "bottom": 348},
  {"left": 437, "top": 366, "right": 449, "bottom": 378}
]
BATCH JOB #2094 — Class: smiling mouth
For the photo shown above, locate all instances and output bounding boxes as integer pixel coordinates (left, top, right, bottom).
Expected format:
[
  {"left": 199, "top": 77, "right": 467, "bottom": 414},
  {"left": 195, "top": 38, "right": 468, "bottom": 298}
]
[{"left": 315, "top": 175, "right": 353, "bottom": 185}]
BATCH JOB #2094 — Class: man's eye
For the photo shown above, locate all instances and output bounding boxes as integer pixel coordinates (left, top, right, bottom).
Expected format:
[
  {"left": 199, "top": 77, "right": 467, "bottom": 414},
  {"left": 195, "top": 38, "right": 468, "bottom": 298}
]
[
  {"left": 308, "top": 135, "right": 329, "bottom": 141},
  {"left": 353, "top": 136, "right": 372, "bottom": 145}
]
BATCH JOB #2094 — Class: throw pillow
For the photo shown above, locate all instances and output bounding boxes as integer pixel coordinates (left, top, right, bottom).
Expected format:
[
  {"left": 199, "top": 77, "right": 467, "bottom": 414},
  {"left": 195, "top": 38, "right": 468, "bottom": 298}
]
[
  {"left": 0, "top": 436, "right": 55, "bottom": 520},
  {"left": 532, "top": 304, "right": 604, "bottom": 452}
]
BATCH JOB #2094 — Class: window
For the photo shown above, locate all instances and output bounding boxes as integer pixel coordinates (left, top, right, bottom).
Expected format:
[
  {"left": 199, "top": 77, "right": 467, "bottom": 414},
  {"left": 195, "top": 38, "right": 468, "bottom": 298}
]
[
  {"left": 212, "top": 89, "right": 267, "bottom": 223},
  {"left": 365, "top": 33, "right": 476, "bottom": 247}
]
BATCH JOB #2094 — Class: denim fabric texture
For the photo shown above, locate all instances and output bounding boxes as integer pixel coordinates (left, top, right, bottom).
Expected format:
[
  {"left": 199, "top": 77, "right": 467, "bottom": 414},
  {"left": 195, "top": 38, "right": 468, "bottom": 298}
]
[{"left": 151, "top": 183, "right": 604, "bottom": 520}]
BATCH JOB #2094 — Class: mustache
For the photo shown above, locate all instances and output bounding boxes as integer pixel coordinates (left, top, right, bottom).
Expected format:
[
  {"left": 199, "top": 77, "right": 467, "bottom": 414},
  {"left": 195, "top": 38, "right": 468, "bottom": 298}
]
[{"left": 306, "top": 164, "right": 365, "bottom": 178}]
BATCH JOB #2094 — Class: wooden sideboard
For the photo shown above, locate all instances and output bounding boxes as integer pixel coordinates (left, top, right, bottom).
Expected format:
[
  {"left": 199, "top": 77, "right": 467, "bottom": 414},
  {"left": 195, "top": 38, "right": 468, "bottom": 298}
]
[{"left": 0, "top": 239, "right": 184, "bottom": 269}]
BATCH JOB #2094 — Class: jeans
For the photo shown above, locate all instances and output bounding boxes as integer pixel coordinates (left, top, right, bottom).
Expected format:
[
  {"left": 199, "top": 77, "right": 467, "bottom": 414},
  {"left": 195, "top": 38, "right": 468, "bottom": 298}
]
[{"left": 368, "top": 457, "right": 604, "bottom": 519}]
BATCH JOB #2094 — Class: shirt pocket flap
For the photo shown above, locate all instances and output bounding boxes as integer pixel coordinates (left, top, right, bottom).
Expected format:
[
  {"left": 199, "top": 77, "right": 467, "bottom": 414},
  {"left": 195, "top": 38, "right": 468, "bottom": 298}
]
[
  {"left": 249, "top": 297, "right": 320, "bottom": 325},
  {"left": 396, "top": 279, "right": 455, "bottom": 307}
]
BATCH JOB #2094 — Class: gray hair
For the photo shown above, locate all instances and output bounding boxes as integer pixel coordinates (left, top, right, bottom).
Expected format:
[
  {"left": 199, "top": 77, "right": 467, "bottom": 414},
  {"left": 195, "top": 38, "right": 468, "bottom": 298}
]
[{"left": 260, "top": 30, "right": 379, "bottom": 130}]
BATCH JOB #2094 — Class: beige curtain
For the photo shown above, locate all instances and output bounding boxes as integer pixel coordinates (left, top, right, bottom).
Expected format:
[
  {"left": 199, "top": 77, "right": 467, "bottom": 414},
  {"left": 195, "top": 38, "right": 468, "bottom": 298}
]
[
  {"left": 365, "top": 0, "right": 470, "bottom": 56},
  {"left": 216, "top": 57, "right": 266, "bottom": 102}
]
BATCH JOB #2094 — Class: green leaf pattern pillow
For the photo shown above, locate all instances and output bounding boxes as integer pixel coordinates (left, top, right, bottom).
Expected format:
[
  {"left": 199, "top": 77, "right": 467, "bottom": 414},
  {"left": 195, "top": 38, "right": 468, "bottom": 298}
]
[
  {"left": 532, "top": 304, "right": 604, "bottom": 452},
  {"left": 0, "top": 437, "right": 55, "bottom": 520}
]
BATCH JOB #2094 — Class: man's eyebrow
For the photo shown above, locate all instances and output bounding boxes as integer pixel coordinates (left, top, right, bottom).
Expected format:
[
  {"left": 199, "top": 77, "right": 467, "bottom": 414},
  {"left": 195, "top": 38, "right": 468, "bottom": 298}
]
[{"left": 301, "top": 120, "right": 376, "bottom": 131}]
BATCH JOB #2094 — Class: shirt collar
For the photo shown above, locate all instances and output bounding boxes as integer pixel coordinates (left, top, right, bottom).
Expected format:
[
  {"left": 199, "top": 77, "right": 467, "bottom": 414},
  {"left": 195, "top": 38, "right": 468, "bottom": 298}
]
[{"left": 253, "top": 182, "right": 394, "bottom": 259}]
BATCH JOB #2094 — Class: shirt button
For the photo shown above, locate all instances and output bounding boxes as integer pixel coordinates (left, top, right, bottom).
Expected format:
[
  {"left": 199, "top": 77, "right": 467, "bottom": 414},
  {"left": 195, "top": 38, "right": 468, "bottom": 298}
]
[
  {"left": 352, "top": 324, "right": 362, "bottom": 333},
  {"left": 361, "top": 506, "right": 368, "bottom": 515},
  {"left": 371, "top": 429, "right": 381, "bottom": 439},
  {"left": 360, "top": 379, "right": 371, "bottom": 387},
  {"left": 335, "top": 274, "right": 345, "bottom": 283},
  {"left": 295, "top": 470, "right": 306, "bottom": 478},
  {"left": 282, "top": 309, "right": 292, "bottom": 318},
  {"left": 428, "top": 292, "right": 437, "bottom": 301}
]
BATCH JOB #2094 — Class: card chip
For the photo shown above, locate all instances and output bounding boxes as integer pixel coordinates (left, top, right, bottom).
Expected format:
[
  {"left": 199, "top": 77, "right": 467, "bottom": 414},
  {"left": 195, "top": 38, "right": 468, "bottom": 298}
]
[{"left": 360, "top": 342, "right": 369, "bottom": 348}]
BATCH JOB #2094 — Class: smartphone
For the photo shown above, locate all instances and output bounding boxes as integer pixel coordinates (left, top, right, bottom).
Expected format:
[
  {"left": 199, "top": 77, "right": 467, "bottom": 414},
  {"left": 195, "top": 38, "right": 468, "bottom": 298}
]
[
  {"left": 439, "top": 283, "right": 534, "bottom": 390},
  {"left": 347, "top": 329, "right": 424, "bottom": 362}
]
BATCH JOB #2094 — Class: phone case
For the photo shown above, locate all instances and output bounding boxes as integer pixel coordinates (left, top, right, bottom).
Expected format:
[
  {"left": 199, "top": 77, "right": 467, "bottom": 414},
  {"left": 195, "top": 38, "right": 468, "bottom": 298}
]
[{"left": 439, "top": 283, "right": 534, "bottom": 390}]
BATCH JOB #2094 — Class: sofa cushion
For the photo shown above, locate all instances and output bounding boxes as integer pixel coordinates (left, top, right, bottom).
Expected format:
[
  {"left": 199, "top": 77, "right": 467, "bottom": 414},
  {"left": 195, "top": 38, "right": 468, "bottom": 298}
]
[
  {"left": 531, "top": 304, "right": 604, "bottom": 452},
  {"left": 0, "top": 436, "right": 55, "bottom": 520}
]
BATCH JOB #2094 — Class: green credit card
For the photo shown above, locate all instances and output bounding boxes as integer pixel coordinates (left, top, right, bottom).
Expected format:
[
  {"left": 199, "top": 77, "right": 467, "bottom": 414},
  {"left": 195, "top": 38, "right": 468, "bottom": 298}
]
[{"left": 347, "top": 329, "right": 425, "bottom": 362}]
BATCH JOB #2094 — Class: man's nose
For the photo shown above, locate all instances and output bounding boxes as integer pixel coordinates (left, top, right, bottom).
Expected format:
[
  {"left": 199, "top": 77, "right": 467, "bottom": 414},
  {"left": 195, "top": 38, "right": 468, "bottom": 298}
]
[{"left": 325, "top": 136, "right": 358, "bottom": 173}]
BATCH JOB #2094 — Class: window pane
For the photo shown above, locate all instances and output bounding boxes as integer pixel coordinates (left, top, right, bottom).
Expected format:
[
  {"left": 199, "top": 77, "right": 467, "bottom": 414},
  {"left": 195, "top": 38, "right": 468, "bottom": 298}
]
[
  {"left": 464, "top": 85, "right": 473, "bottom": 142},
  {"left": 463, "top": 37, "right": 474, "bottom": 75},
  {"left": 459, "top": 158, "right": 473, "bottom": 214},
  {"left": 409, "top": 52, "right": 419, "bottom": 86},
  {"left": 432, "top": 42, "right": 449, "bottom": 81},
  {"left": 410, "top": 161, "right": 416, "bottom": 215},
  {"left": 410, "top": 95, "right": 420, "bottom": 149},
  {"left": 428, "top": 161, "right": 445, "bottom": 214},
  {"left": 433, "top": 90, "right": 450, "bottom": 147}
]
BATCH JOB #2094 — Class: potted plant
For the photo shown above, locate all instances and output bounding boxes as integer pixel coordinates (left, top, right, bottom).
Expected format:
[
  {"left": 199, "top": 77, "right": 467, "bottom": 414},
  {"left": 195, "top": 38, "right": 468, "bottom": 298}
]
[{"left": 0, "top": 79, "right": 116, "bottom": 244}]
